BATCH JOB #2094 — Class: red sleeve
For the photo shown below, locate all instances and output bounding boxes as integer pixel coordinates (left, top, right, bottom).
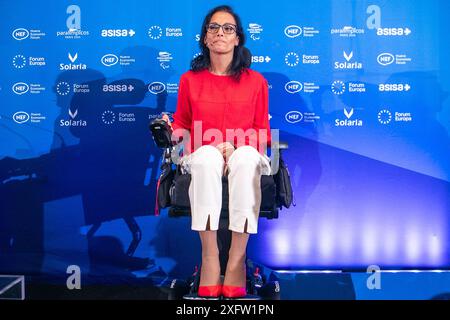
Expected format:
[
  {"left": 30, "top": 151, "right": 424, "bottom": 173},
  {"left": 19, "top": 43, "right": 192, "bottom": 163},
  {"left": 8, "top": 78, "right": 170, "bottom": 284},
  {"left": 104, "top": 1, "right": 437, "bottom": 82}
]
[
  {"left": 172, "top": 75, "right": 192, "bottom": 146},
  {"left": 252, "top": 78, "right": 271, "bottom": 154}
]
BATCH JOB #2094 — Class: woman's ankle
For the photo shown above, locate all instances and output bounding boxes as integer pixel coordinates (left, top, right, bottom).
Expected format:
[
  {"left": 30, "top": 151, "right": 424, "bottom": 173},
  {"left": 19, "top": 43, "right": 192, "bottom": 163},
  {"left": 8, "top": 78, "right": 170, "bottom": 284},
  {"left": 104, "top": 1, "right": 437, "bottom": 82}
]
[
  {"left": 223, "top": 257, "right": 246, "bottom": 287},
  {"left": 199, "top": 255, "right": 221, "bottom": 286}
]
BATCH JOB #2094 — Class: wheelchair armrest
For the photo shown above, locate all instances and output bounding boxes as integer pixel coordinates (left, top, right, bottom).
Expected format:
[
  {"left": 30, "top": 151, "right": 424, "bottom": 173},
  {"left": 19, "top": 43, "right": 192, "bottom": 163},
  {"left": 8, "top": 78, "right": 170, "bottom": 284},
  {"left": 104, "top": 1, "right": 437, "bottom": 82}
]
[{"left": 271, "top": 141, "right": 288, "bottom": 151}]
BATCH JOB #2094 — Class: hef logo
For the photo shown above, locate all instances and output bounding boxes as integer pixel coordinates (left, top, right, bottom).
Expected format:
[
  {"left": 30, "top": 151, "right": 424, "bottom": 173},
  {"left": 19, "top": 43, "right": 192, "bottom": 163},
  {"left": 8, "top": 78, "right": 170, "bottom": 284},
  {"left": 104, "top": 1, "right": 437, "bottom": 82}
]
[
  {"left": 12, "top": 82, "right": 29, "bottom": 95},
  {"left": 148, "top": 82, "right": 166, "bottom": 94},
  {"left": 13, "top": 111, "right": 30, "bottom": 124},
  {"left": 101, "top": 54, "right": 119, "bottom": 67},
  {"left": 66, "top": 5, "right": 81, "bottom": 31},
  {"left": 285, "top": 81, "right": 303, "bottom": 93},
  {"left": 377, "top": 53, "right": 395, "bottom": 66},
  {"left": 15, "top": 114, "right": 27, "bottom": 121},
  {"left": 104, "top": 57, "right": 115, "bottom": 64},
  {"left": 12, "top": 28, "right": 29, "bottom": 40},
  {"left": 284, "top": 25, "right": 302, "bottom": 38},
  {"left": 285, "top": 111, "right": 303, "bottom": 123}
]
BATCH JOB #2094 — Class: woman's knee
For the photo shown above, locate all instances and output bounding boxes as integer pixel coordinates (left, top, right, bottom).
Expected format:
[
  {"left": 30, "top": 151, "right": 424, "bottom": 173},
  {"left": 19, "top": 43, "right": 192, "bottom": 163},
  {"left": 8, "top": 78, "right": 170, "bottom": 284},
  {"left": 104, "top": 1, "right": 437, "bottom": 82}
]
[
  {"left": 227, "top": 145, "right": 261, "bottom": 170},
  {"left": 190, "top": 145, "right": 224, "bottom": 170}
]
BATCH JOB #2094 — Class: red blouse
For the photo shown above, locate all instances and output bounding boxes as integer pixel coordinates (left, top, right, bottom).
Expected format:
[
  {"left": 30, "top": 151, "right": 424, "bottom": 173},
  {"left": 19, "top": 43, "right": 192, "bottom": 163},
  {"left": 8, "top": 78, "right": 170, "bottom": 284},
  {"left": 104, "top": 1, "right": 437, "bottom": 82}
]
[{"left": 172, "top": 68, "right": 271, "bottom": 155}]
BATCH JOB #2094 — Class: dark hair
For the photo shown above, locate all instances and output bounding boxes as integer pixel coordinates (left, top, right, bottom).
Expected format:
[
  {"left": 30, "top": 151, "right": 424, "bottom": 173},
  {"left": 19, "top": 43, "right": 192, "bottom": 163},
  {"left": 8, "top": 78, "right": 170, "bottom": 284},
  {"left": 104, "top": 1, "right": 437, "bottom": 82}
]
[{"left": 191, "top": 5, "right": 251, "bottom": 81}]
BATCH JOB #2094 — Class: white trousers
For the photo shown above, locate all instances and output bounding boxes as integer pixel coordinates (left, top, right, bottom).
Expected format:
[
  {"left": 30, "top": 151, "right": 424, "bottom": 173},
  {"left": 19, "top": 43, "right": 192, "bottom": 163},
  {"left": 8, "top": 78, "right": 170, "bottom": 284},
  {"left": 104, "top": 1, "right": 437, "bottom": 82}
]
[{"left": 181, "top": 145, "right": 271, "bottom": 234}]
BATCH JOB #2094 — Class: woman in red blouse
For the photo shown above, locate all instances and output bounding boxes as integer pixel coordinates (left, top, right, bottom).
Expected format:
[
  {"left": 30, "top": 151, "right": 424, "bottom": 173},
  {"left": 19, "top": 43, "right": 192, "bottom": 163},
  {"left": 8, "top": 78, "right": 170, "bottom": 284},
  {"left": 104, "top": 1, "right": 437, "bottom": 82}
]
[{"left": 163, "top": 5, "right": 271, "bottom": 298}]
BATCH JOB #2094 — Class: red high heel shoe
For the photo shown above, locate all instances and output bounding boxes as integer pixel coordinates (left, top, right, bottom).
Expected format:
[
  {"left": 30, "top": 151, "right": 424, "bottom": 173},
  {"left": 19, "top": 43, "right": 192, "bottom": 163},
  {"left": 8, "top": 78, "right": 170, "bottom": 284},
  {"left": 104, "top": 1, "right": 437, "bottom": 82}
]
[
  {"left": 198, "top": 285, "right": 222, "bottom": 297},
  {"left": 222, "top": 285, "right": 247, "bottom": 298}
]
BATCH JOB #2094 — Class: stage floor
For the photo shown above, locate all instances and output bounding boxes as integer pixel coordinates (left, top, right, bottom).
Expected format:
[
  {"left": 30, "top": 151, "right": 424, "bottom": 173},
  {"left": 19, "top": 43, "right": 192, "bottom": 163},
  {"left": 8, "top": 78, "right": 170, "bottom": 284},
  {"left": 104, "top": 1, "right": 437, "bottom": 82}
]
[{"left": 3, "top": 270, "right": 449, "bottom": 300}]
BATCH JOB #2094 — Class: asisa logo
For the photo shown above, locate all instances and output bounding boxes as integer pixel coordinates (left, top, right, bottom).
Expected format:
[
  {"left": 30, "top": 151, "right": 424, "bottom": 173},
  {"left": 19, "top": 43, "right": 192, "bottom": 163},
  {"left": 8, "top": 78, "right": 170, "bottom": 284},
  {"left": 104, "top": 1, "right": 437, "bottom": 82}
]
[
  {"left": 101, "top": 29, "right": 136, "bottom": 37},
  {"left": 285, "top": 111, "right": 303, "bottom": 123},
  {"left": 101, "top": 54, "right": 119, "bottom": 67},
  {"left": 376, "top": 28, "right": 411, "bottom": 36}
]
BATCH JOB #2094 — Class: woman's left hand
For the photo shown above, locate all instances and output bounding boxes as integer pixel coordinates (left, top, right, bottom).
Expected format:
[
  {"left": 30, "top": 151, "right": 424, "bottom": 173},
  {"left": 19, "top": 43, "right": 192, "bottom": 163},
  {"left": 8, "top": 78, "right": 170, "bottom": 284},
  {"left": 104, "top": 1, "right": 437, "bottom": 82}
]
[{"left": 216, "top": 142, "right": 235, "bottom": 160}]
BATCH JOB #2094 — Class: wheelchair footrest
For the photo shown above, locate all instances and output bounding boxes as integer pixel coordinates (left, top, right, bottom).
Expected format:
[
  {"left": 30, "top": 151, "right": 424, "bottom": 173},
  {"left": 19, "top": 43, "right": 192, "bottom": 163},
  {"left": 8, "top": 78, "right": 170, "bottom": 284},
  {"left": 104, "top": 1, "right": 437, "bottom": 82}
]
[
  {"left": 182, "top": 293, "right": 261, "bottom": 300},
  {"left": 182, "top": 293, "right": 221, "bottom": 300}
]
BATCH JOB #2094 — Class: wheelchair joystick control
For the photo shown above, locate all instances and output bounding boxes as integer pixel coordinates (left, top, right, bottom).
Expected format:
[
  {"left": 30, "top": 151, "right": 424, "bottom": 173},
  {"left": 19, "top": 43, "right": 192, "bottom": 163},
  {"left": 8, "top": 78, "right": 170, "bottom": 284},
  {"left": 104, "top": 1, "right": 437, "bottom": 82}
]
[{"left": 149, "top": 113, "right": 174, "bottom": 149}]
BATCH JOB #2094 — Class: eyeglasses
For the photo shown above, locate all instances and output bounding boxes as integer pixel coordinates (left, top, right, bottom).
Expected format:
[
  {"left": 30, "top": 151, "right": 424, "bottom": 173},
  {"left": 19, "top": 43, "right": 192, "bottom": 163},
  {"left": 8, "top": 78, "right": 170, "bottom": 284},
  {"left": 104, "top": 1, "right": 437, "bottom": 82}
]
[{"left": 206, "top": 23, "right": 237, "bottom": 34}]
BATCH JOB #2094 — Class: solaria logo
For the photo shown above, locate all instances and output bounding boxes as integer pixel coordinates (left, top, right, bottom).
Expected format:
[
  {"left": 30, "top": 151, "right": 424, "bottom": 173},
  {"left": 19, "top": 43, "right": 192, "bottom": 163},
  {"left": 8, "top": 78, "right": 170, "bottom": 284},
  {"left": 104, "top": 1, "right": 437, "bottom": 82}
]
[
  {"left": 60, "top": 109, "right": 87, "bottom": 127},
  {"left": 335, "top": 108, "right": 363, "bottom": 127},
  {"left": 59, "top": 52, "right": 87, "bottom": 70},
  {"left": 334, "top": 51, "right": 362, "bottom": 69}
]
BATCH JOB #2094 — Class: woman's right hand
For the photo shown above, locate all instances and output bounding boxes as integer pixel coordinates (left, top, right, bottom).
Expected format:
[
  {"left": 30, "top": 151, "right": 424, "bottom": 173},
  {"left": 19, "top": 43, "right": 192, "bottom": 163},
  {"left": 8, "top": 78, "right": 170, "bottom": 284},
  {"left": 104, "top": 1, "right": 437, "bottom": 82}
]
[{"left": 216, "top": 142, "right": 235, "bottom": 161}]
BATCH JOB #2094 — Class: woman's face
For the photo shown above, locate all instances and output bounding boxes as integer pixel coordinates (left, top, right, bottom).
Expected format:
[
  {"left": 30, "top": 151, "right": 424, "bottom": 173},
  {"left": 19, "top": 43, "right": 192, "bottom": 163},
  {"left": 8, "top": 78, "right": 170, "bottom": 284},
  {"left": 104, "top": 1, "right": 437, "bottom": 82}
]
[{"left": 204, "top": 11, "right": 239, "bottom": 55}]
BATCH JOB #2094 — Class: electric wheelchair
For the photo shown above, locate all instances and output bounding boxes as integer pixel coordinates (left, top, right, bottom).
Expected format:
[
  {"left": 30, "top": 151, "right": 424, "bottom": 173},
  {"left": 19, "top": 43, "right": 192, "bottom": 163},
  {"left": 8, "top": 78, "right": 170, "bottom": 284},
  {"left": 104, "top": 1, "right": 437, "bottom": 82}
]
[{"left": 149, "top": 116, "right": 292, "bottom": 300}]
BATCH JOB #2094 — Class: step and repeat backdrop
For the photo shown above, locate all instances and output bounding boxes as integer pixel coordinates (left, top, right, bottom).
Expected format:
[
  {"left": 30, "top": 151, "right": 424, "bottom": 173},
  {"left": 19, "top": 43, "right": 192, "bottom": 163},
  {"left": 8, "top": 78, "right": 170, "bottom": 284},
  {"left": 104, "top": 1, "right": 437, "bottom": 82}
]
[{"left": 0, "top": 0, "right": 449, "bottom": 278}]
